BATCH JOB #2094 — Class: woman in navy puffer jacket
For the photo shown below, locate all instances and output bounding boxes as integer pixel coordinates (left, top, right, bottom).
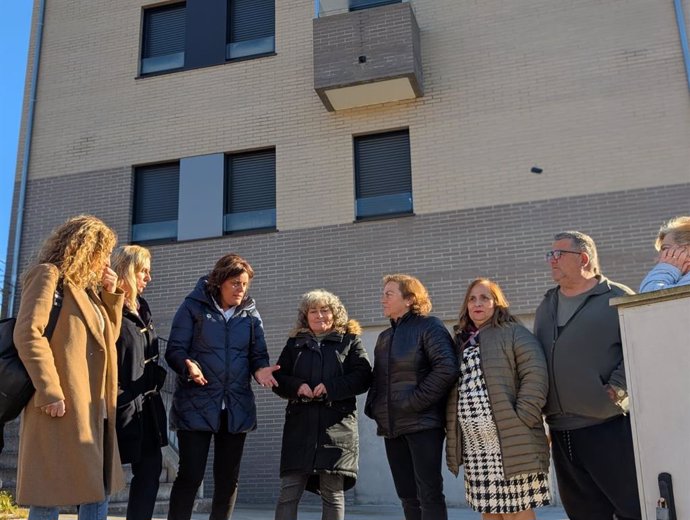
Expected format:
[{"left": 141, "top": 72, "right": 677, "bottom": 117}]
[{"left": 165, "top": 254, "right": 279, "bottom": 520}]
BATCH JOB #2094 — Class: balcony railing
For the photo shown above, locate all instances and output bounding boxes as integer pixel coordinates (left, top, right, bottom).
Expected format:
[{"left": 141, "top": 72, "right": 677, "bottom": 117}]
[{"left": 315, "top": 0, "right": 405, "bottom": 18}]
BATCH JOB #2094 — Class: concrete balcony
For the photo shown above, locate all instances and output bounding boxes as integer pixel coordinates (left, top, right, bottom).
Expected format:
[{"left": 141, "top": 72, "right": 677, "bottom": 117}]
[{"left": 313, "top": 1, "right": 423, "bottom": 111}]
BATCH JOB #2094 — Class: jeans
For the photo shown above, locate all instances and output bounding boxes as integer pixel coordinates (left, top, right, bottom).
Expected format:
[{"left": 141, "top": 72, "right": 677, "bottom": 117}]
[
  {"left": 274, "top": 473, "right": 345, "bottom": 520},
  {"left": 551, "top": 415, "right": 641, "bottom": 520},
  {"left": 168, "top": 414, "right": 247, "bottom": 520},
  {"left": 29, "top": 499, "right": 109, "bottom": 520},
  {"left": 384, "top": 428, "right": 447, "bottom": 520}
]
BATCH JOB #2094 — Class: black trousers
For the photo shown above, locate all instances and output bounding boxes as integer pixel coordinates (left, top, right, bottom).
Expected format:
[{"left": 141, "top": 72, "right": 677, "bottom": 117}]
[
  {"left": 384, "top": 428, "right": 447, "bottom": 520},
  {"left": 127, "top": 407, "right": 163, "bottom": 520},
  {"left": 167, "top": 413, "right": 247, "bottom": 520},
  {"left": 552, "top": 415, "right": 641, "bottom": 520},
  {"left": 128, "top": 445, "right": 162, "bottom": 520}
]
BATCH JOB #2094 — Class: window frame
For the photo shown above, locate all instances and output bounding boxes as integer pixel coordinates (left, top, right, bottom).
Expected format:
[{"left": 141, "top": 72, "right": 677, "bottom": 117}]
[
  {"left": 354, "top": 129, "right": 413, "bottom": 221},
  {"left": 131, "top": 161, "right": 180, "bottom": 244},
  {"left": 140, "top": 2, "right": 187, "bottom": 76},
  {"left": 223, "top": 148, "right": 277, "bottom": 235}
]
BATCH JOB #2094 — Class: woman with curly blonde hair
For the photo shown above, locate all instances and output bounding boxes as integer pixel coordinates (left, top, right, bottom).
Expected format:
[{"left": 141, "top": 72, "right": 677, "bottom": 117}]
[
  {"left": 273, "top": 289, "right": 371, "bottom": 520},
  {"left": 13, "top": 215, "right": 125, "bottom": 520},
  {"left": 365, "top": 274, "right": 458, "bottom": 520},
  {"left": 640, "top": 216, "right": 690, "bottom": 292}
]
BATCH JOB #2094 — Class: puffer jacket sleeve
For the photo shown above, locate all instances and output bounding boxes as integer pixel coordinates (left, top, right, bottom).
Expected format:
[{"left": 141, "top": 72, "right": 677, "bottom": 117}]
[
  {"left": 406, "top": 318, "right": 459, "bottom": 412},
  {"left": 247, "top": 310, "right": 270, "bottom": 376},
  {"left": 512, "top": 325, "right": 548, "bottom": 428},
  {"left": 165, "top": 301, "right": 196, "bottom": 376},
  {"left": 324, "top": 336, "right": 372, "bottom": 401},
  {"left": 273, "top": 339, "right": 306, "bottom": 399},
  {"left": 640, "top": 262, "right": 690, "bottom": 293},
  {"left": 248, "top": 310, "right": 270, "bottom": 375}
]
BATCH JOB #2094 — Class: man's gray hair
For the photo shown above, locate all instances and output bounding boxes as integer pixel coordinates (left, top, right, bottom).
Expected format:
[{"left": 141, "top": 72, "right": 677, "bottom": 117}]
[{"left": 554, "top": 231, "right": 600, "bottom": 274}]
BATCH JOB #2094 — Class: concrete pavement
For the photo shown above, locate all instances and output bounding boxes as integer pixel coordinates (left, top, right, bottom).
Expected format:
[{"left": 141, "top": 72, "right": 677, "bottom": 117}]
[{"left": 61, "top": 504, "right": 569, "bottom": 519}]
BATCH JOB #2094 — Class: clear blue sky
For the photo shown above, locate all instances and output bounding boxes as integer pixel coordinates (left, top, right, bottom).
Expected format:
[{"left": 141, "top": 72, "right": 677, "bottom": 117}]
[{"left": 1, "top": 3, "right": 33, "bottom": 294}]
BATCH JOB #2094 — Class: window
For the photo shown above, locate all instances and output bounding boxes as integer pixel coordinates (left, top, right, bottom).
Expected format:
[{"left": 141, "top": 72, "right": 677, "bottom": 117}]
[
  {"left": 141, "top": 3, "right": 186, "bottom": 74},
  {"left": 224, "top": 149, "right": 276, "bottom": 233},
  {"left": 227, "top": 0, "right": 275, "bottom": 60},
  {"left": 349, "top": 0, "right": 401, "bottom": 11},
  {"left": 354, "top": 130, "right": 412, "bottom": 219},
  {"left": 132, "top": 162, "right": 180, "bottom": 242}
]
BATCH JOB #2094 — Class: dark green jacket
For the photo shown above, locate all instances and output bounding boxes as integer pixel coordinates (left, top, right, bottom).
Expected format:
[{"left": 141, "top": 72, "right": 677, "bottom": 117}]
[
  {"left": 533, "top": 275, "right": 634, "bottom": 430},
  {"left": 445, "top": 322, "right": 550, "bottom": 478}
]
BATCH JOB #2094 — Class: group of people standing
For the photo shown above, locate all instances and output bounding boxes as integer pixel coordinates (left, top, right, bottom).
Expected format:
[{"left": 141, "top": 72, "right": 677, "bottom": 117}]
[{"left": 11, "top": 214, "right": 690, "bottom": 520}]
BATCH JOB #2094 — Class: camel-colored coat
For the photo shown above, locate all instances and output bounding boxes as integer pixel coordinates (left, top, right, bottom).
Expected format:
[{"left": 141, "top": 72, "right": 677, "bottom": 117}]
[{"left": 13, "top": 263, "right": 125, "bottom": 506}]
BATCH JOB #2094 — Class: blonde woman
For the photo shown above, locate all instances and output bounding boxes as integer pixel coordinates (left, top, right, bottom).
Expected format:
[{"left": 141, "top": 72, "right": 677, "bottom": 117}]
[
  {"left": 13, "top": 215, "right": 124, "bottom": 520},
  {"left": 640, "top": 216, "right": 690, "bottom": 292},
  {"left": 112, "top": 245, "right": 168, "bottom": 520},
  {"left": 446, "top": 278, "right": 550, "bottom": 520},
  {"left": 273, "top": 290, "right": 371, "bottom": 520},
  {"left": 365, "top": 274, "right": 458, "bottom": 520}
]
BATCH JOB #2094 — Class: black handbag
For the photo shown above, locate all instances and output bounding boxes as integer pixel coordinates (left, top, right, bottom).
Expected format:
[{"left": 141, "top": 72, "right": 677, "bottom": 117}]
[{"left": 0, "top": 282, "right": 63, "bottom": 425}]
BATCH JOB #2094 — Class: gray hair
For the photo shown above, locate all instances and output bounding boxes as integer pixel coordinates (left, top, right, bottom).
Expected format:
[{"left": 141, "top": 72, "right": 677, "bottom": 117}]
[
  {"left": 290, "top": 289, "right": 349, "bottom": 336},
  {"left": 554, "top": 231, "right": 600, "bottom": 274}
]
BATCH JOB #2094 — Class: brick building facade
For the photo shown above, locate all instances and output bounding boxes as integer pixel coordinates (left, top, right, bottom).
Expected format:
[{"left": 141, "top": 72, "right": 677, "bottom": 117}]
[{"left": 5, "top": 0, "right": 690, "bottom": 505}]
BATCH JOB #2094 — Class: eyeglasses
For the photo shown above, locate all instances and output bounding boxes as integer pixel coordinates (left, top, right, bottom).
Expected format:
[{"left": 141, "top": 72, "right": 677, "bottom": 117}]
[{"left": 545, "top": 249, "right": 582, "bottom": 262}]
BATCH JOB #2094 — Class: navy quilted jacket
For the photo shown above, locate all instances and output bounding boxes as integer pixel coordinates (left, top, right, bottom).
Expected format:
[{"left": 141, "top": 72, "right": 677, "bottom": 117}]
[{"left": 166, "top": 276, "right": 270, "bottom": 433}]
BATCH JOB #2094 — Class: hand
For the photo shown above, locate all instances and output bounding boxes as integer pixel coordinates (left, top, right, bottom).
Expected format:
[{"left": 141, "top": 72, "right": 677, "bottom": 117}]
[
  {"left": 254, "top": 365, "right": 280, "bottom": 388},
  {"left": 185, "top": 359, "right": 207, "bottom": 386},
  {"left": 312, "top": 383, "right": 327, "bottom": 398},
  {"left": 297, "top": 384, "right": 314, "bottom": 398},
  {"left": 41, "top": 400, "right": 66, "bottom": 417},
  {"left": 659, "top": 246, "right": 689, "bottom": 273},
  {"left": 101, "top": 266, "right": 118, "bottom": 293}
]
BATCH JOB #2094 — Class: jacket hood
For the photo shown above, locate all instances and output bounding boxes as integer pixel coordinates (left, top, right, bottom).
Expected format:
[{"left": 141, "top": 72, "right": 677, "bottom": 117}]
[
  {"left": 290, "top": 319, "right": 362, "bottom": 339},
  {"left": 186, "top": 276, "right": 256, "bottom": 313}
]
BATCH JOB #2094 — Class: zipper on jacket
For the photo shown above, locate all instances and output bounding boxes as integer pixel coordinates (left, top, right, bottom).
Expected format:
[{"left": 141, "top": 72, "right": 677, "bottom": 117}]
[
  {"left": 387, "top": 327, "right": 396, "bottom": 436},
  {"left": 550, "top": 287, "right": 603, "bottom": 415}
]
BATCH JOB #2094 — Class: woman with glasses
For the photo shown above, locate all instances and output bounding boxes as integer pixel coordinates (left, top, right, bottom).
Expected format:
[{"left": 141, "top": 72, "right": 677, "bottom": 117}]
[
  {"left": 165, "top": 254, "right": 280, "bottom": 520},
  {"left": 640, "top": 216, "right": 690, "bottom": 292},
  {"left": 112, "top": 245, "right": 168, "bottom": 520},
  {"left": 272, "top": 289, "right": 372, "bottom": 520},
  {"left": 365, "top": 274, "right": 458, "bottom": 520},
  {"left": 446, "top": 278, "right": 550, "bottom": 520}
]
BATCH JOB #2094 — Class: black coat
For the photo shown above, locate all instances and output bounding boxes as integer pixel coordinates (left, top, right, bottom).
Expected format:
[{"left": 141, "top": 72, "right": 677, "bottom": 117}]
[
  {"left": 365, "top": 312, "right": 459, "bottom": 438},
  {"left": 115, "top": 297, "right": 168, "bottom": 464},
  {"left": 273, "top": 321, "right": 372, "bottom": 494},
  {"left": 165, "top": 277, "right": 270, "bottom": 433}
]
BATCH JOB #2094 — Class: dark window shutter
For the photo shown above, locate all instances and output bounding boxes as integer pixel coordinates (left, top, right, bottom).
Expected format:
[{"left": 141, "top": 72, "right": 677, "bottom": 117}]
[
  {"left": 228, "top": 0, "right": 275, "bottom": 43},
  {"left": 134, "top": 163, "right": 180, "bottom": 224},
  {"left": 355, "top": 130, "right": 411, "bottom": 198},
  {"left": 225, "top": 150, "right": 276, "bottom": 213},
  {"left": 143, "top": 3, "right": 186, "bottom": 59}
]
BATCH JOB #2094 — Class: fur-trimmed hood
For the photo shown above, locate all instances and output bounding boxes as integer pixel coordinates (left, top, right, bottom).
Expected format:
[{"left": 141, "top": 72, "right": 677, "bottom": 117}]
[{"left": 289, "top": 319, "right": 362, "bottom": 338}]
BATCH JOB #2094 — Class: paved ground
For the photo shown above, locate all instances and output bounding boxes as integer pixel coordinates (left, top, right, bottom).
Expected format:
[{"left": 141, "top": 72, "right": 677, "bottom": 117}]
[{"left": 61, "top": 504, "right": 569, "bottom": 519}]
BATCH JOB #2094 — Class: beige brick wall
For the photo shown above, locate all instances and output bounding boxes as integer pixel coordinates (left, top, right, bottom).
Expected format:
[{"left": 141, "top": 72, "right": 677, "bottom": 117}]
[{"left": 19, "top": 0, "right": 690, "bottom": 232}]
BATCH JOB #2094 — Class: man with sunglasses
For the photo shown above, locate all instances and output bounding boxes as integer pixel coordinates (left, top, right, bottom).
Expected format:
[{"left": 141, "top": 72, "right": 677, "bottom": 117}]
[{"left": 534, "top": 231, "right": 641, "bottom": 520}]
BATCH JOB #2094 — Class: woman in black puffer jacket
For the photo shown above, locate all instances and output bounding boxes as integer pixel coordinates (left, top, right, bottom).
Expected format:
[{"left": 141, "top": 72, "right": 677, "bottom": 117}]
[
  {"left": 273, "top": 289, "right": 372, "bottom": 520},
  {"left": 165, "top": 254, "right": 280, "bottom": 520},
  {"left": 365, "top": 274, "right": 459, "bottom": 520}
]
